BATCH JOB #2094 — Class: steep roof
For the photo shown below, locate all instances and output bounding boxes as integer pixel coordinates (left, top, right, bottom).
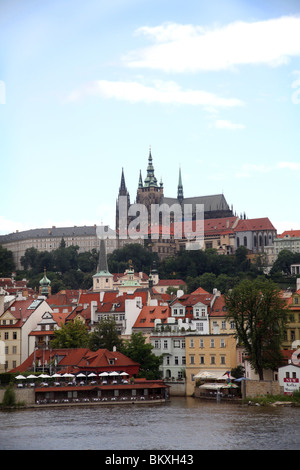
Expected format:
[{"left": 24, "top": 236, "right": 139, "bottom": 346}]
[
  {"left": 234, "top": 217, "right": 276, "bottom": 232},
  {"left": 277, "top": 230, "right": 300, "bottom": 239},
  {"left": 133, "top": 305, "right": 170, "bottom": 329}
]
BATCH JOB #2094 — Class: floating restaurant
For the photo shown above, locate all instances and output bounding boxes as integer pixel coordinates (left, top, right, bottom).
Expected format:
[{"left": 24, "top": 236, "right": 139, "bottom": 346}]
[{"left": 11, "top": 348, "right": 169, "bottom": 407}]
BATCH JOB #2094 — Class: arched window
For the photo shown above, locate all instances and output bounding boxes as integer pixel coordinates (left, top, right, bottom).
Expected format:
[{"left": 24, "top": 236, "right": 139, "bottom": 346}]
[
  {"left": 237, "top": 237, "right": 240, "bottom": 247},
  {"left": 243, "top": 236, "right": 247, "bottom": 247}
]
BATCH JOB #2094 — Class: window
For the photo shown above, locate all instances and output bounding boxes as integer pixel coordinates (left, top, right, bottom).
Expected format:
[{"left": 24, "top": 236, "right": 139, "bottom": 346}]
[
  {"left": 221, "top": 356, "right": 226, "bottom": 365},
  {"left": 220, "top": 338, "right": 225, "bottom": 348},
  {"left": 200, "top": 355, "right": 205, "bottom": 364},
  {"left": 154, "top": 340, "right": 161, "bottom": 349},
  {"left": 210, "top": 339, "right": 215, "bottom": 348},
  {"left": 173, "top": 340, "right": 180, "bottom": 348},
  {"left": 190, "top": 355, "right": 195, "bottom": 365},
  {"left": 210, "top": 356, "right": 215, "bottom": 364},
  {"left": 190, "top": 339, "right": 194, "bottom": 348},
  {"left": 199, "top": 339, "right": 204, "bottom": 348},
  {"left": 13, "top": 332, "right": 17, "bottom": 340},
  {"left": 182, "top": 356, "right": 186, "bottom": 365},
  {"left": 221, "top": 321, "right": 226, "bottom": 329},
  {"left": 163, "top": 340, "right": 168, "bottom": 349},
  {"left": 174, "top": 356, "right": 179, "bottom": 365}
]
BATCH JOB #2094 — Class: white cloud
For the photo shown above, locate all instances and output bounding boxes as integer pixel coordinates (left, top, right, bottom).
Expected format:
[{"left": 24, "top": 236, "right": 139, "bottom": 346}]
[
  {"left": 0, "top": 217, "right": 32, "bottom": 235},
  {"left": 277, "top": 161, "right": 300, "bottom": 171},
  {"left": 215, "top": 119, "right": 245, "bottom": 130},
  {"left": 125, "top": 16, "right": 300, "bottom": 72},
  {"left": 67, "top": 79, "right": 244, "bottom": 107}
]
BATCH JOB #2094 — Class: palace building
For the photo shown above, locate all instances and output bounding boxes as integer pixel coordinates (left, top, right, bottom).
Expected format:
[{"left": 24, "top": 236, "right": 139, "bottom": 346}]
[{"left": 115, "top": 148, "right": 234, "bottom": 258}]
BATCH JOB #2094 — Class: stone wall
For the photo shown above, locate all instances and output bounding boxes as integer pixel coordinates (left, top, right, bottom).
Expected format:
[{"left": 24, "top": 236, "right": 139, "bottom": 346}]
[
  {"left": 0, "top": 388, "right": 35, "bottom": 406},
  {"left": 245, "top": 380, "right": 281, "bottom": 398}
]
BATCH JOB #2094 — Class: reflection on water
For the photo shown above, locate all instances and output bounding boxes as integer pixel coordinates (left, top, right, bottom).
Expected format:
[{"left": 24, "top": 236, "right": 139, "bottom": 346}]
[{"left": 0, "top": 397, "right": 299, "bottom": 450}]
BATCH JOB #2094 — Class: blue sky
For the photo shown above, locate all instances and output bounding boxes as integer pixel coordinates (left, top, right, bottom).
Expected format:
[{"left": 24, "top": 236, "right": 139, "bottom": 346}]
[{"left": 1, "top": 0, "right": 300, "bottom": 235}]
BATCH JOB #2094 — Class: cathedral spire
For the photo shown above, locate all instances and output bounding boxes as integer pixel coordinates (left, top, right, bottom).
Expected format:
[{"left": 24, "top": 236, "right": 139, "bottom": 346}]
[
  {"left": 177, "top": 166, "right": 184, "bottom": 204},
  {"left": 138, "top": 170, "right": 143, "bottom": 189},
  {"left": 119, "top": 167, "right": 128, "bottom": 196},
  {"left": 144, "top": 146, "right": 158, "bottom": 188}
]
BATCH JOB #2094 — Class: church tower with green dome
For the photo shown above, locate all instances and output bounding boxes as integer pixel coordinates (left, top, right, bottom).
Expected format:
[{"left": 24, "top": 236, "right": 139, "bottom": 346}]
[{"left": 39, "top": 268, "right": 51, "bottom": 297}]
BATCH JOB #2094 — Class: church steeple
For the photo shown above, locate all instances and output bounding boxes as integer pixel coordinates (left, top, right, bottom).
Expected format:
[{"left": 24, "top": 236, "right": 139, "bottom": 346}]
[
  {"left": 119, "top": 167, "right": 129, "bottom": 196},
  {"left": 138, "top": 170, "right": 143, "bottom": 189},
  {"left": 177, "top": 167, "right": 184, "bottom": 204},
  {"left": 144, "top": 147, "right": 158, "bottom": 188},
  {"left": 93, "top": 238, "right": 113, "bottom": 292}
]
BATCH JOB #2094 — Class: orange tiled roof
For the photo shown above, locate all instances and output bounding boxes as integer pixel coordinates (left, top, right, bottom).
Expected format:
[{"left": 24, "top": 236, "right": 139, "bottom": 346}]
[
  {"left": 133, "top": 305, "right": 170, "bottom": 328},
  {"left": 277, "top": 230, "right": 300, "bottom": 239},
  {"left": 233, "top": 217, "right": 276, "bottom": 232}
]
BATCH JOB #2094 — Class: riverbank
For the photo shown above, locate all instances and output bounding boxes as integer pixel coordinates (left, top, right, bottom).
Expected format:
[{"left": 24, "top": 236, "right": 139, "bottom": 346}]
[{"left": 245, "top": 394, "right": 300, "bottom": 406}]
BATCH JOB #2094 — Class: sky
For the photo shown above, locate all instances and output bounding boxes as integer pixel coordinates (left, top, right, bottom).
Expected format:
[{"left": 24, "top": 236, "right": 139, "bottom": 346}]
[{"left": 1, "top": 0, "right": 300, "bottom": 236}]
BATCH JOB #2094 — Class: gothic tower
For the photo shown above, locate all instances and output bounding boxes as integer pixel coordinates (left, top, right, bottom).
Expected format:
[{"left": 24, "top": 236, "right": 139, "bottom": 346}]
[
  {"left": 136, "top": 147, "right": 164, "bottom": 211},
  {"left": 116, "top": 167, "right": 130, "bottom": 237},
  {"left": 177, "top": 167, "right": 184, "bottom": 205}
]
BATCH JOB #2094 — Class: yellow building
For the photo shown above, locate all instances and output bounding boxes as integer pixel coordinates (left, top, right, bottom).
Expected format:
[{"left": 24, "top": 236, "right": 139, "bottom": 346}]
[
  {"left": 283, "top": 289, "right": 300, "bottom": 349},
  {"left": 185, "top": 333, "right": 238, "bottom": 396}
]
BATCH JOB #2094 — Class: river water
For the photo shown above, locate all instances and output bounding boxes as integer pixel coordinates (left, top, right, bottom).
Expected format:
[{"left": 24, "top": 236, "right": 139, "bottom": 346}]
[{"left": 0, "top": 397, "right": 299, "bottom": 451}]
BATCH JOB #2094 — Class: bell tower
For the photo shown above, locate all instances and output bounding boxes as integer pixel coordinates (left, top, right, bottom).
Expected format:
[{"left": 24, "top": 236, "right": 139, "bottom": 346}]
[{"left": 136, "top": 147, "right": 164, "bottom": 211}]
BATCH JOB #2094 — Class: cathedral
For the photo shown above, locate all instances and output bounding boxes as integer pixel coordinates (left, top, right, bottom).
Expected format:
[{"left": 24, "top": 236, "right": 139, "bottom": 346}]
[{"left": 116, "top": 148, "right": 233, "bottom": 258}]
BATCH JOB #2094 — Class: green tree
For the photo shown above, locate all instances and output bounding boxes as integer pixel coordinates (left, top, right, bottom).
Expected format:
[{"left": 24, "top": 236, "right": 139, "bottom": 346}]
[
  {"left": 89, "top": 318, "right": 123, "bottom": 351},
  {"left": 50, "top": 319, "right": 89, "bottom": 348},
  {"left": 270, "top": 249, "right": 300, "bottom": 276},
  {"left": 0, "top": 245, "right": 15, "bottom": 276},
  {"left": 225, "top": 278, "right": 288, "bottom": 380},
  {"left": 121, "top": 332, "right": 162, "bottom": 379},
  {"left": 108, "top": 243, "right": 158, "bottom": 274}
]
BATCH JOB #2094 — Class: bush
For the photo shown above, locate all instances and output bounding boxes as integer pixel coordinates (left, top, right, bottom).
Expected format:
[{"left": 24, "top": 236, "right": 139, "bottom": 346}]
[{"left": 2, "top": 384, "right": 16, "bottom": 407}]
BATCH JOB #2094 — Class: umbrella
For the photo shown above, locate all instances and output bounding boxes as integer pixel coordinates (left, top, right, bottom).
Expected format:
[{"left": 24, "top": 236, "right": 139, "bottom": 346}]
[
  {"left": 109, "top": 371, "right": 119, "bottom": 376},
  {"left": 76, "top": 373, "right": 86, "bottom": 377},
  {"left": 16, "top": 375, "right": 26, "bottom": 379},
  {"left": 222, "top": 383, "right": 238, "bottom": 388},
  {"left": 51, "top": 373, "right": 61, "bottom": 379},
  {"left": 39, "top": 374, "right": 51, "bottom": 379},
  {"left": 194, "top": 371, "right": 215, "bottom": 379},
  {"left": 88, "top": 373, "right": 97, "bottom": 377},
  {"left": 120, "top": 372, "right": 129, "bottom": 376},
  {"left": 62, "top": 373, "right": 74, "bottom": 378},
  {"left": 99, "top": 372, "right": 109, "bottom": 376},
  {"left": 27, "top": 374, "right": 38, "bottom": 379}
]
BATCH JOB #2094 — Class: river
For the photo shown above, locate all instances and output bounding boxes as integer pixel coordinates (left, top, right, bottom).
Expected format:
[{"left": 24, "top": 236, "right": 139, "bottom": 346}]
[{"left": 0, "top": 397, "right": 299, "bottom": 451}]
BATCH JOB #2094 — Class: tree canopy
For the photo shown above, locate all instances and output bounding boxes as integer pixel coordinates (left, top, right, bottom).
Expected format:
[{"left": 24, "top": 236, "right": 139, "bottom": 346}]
[
  {"left": 50, "top": 319, "right": 89, "bottom": 349},
  {"left": 88, "top": 318, "right": 123, "bottom": 351},
  {"left": 120, "top": 332, "right": 163, "bottom": 379},
  {"left": 225, "top": 278, "right": 288, "bottom": 380}
]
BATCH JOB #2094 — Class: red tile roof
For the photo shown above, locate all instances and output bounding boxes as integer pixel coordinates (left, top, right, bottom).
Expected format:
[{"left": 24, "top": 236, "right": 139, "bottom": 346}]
[
  {"left": 234, "top": 217, "right": 276, "bottom": 232},
  {"left": 210, "top": 295, "right": 227, "bottom": 317},
  {"left": 133, "top": 305, "right": 170, "bottom": 328},
  {"left": 277, "top": 230, "right": 300, "bottom": 239},
  {"left": 10, "top": 347, "right": 140, "bottom": 375}
]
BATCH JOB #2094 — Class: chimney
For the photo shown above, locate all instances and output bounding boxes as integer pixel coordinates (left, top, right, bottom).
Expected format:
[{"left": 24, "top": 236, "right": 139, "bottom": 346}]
[
  {"left": 91, "top": 301, "right": 97, "bottom": 325},
  {"left": 0, "top": 287, "right": 5, "bottom": 315}
]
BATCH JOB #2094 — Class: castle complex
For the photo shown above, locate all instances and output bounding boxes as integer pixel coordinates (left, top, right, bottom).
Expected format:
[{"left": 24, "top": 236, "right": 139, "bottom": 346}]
[{"left": 0, "top": 148, "right": 277, "bottom": 268}]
